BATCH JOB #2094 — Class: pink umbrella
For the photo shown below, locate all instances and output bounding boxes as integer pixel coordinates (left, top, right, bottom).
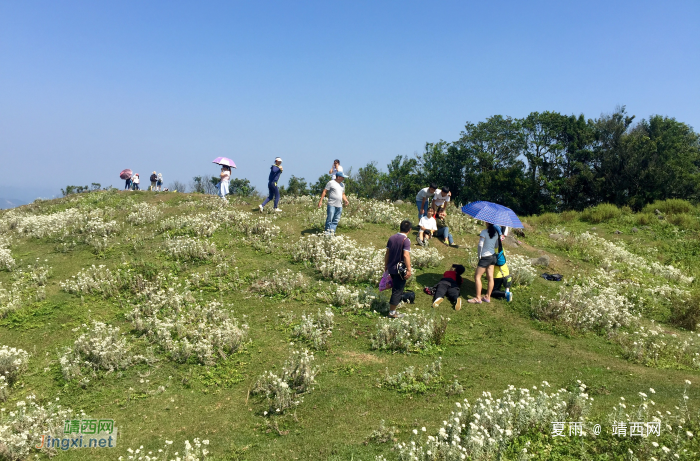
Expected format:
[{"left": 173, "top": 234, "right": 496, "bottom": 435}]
[
  {"left": 120, "top": 169, "right": 133, "bottom": 180},
  {"left": 212, "top": 157, "right": 236, "bottom": 168}
]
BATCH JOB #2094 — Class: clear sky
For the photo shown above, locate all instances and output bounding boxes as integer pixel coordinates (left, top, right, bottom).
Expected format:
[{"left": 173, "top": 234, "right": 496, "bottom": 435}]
[{"left": 1, "top": 1, "right": 698, "bottom": 202}]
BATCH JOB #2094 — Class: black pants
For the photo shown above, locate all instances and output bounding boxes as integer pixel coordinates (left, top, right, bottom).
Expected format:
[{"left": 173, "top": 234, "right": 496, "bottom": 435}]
[
  {"left": 491, "top": 277, "right": 509, "bottom": 299},
  {"left": 434, "top": 279, "right": 460, "bottom": 304},
  {"left": 390, "top": 273, "right": 407, "bottom": 306}
]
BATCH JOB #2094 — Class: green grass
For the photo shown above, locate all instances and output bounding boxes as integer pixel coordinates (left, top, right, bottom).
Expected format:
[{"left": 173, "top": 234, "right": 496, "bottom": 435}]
[{"left": 1, "top": 192, "right": 700, "bottom": 460}]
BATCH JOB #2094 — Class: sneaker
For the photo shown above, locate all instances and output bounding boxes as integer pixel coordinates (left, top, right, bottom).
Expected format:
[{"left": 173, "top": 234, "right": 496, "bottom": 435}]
[
  {"left": 388, "top": 312, "right": 405, "bottom": 319},
  {"left": 432, "top": 297, "right": 443, "bottom": 308},
  {"left": 505, "top": 292, "right": 513, "bottom": 302},
  {"left": 450, "top": 243, "right": 459, "bottom": 248},
  {"left": 258, "top": 204, "right": 264, "bottom": 212},
  {"left": 424, "top": 238, "right": 429, "bottom": 247},
  {"left": 455, "top": 298, "right": 462, "bottom": 311},
  {"left": 416, "top": 236, "right": 424, "bottom": 246},
  {"left": 274, "top": 208, "right": 283, "bottom": 212}
]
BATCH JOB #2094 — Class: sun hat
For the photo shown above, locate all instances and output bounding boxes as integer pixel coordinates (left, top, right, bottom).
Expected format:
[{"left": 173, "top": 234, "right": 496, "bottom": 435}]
[{"left": 275, "top": 157, "right": 282, "bottom": 163}]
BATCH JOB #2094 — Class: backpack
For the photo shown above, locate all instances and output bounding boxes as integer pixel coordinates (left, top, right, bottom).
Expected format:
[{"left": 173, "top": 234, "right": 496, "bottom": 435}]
[
  {"left": 150, "top": 174, "right": 157, "bottom": 182},
  {"left": 401, "top": 291, "right": 415, "bottom": 304}
]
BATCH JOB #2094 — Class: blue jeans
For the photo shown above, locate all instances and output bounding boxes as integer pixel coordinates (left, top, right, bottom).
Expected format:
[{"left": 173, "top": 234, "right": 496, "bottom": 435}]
[
  {"left": 325, "top": 205, "right": 343, "bottom": 233},
  {"left": 219, "top": 181, "right": 229, "bottom": 198},
  {"left": 436, "top": 226, "right": 453, "bottom": 245},
  {"left": 416, "top": 199, "right": 430, "bottom": 221},
  {"left": 262, "top": 182, "right": 280, "bottom": 208}
]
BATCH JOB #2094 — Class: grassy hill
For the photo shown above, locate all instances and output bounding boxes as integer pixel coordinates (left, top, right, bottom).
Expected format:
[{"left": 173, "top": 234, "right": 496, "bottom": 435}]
[{"left": 1, "top": 191, "right": 699, "bottom": 460}]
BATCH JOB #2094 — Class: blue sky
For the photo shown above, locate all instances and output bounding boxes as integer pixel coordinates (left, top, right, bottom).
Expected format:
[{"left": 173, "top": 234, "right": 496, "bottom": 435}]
[{"left": 1, "top": 1, "right": 698, "bottom": 202}]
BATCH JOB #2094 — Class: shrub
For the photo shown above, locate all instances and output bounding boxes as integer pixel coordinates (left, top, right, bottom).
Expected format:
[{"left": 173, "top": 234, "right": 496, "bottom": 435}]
[
  {"left": 504, "top": 254, "right": 537, "bottom": 286},
  {"left": 252, "top": 349, "right": 318, "bottom": 414},
  {"left": 0, "top": 345, "right": 30, "bottom": 385},
  {"left": 581, "top": 203, "right": 622, "bottom": 223},
  {"left": 127, "top": 202, "right": 162, "bottom": 225},
  {"left": 371, "top": 310, "right": 448, "bottom": 352},
  {"left": 368, "top": 420, "right": 397, "bottom": 444},
  {"left": 667, "top": 213, "right": 700, "bottom": 230},
  {"left": 0, "top": 238, "right": 14, "bottom": 271},
  {"left": 532, "top": 212, "right": 560, "bottom": 227},
  {"left": 445, "top": 379, "right": 465, "bottom": 395},
  {"left": 293, "top": 308, "right": 334, "bottom": 350},
  {"left": 635, "top": 212, "right": 655, "bottom": 225},
  {"left": 317, "top": 284, "right": 388, "bottom": 314},
  {"left": 669, "top": 292, "right": 700, "bottom": 331},
  {"left": 250, "top": 269, "right": 309, "bottom": 297},
  {"left": 118, "top": 438, "right": 212, "bottom": 461},
  {"left": 616, "top": 324, "right": 700, "bottom": 369},
  {"left": 378, "top": 358, "right": 442, "bottom": 393},
  {"left": 164, "top": 237, "right": 216, "bottom": 261},
  {"left": 643, "top": 198, "right": 695, "bottom": 215},
  {"left": 410, "top": 247, "right": 444, "bottom": 269}
]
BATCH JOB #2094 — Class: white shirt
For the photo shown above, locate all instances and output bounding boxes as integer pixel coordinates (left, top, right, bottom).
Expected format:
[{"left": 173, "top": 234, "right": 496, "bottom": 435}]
[
  {"left": 416, "top": 187, "right": 432, "bottom": 202},
  {"left": 419, "top": 216, "right": 437, "bottom": 232},
  {"left": 331, "top": 165, "right": 344, "bottom": 179},
  {"left": 432, "top": 191, "right": 450, "bottom": 207},
  {"left": 479, "top": 229, "right": 499, "bottom": 257}
]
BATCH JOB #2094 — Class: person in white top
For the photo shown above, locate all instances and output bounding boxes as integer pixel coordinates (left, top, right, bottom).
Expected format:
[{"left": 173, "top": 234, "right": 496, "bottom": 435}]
[
  {"left": 431, "top": 187, "right": 451, "bottom": 211},
  {"left": 329, "top": 159, "right": 344, "bottom": 179},
  {"left": 417, "top": 207, "right": 438, "bottom": 246},
  {"left": 415, "top": 183, "right": 437, "bottom": 221},
  {"left": 219, "top": 166, "right": 231, "bottom": 199},
  {"left": 468, "top": 222, "right": 505, "bottom": 304}
]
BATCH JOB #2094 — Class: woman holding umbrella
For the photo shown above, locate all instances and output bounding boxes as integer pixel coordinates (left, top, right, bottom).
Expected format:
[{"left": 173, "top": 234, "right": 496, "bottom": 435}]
[
  {"left": 211, "top": 157, "right": 236, "bottom": 199},
  {"left": 120, "top": 169, "right": 133, "bottom": 191}
]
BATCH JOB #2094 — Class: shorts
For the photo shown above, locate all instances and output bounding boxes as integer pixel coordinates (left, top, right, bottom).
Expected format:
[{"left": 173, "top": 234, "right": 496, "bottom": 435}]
[
  {"left": 389, "top": 273, "right": 407, "bottom": 306},
  {"left": 477, "top": 254, "right": 497, "bottom": 268}
]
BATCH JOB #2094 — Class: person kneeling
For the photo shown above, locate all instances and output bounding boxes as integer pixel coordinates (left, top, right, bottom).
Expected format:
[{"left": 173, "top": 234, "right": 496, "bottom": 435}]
[
  {"left": 491, "top": 263, "right": 513, "bottom": 302},
  {"left": 432, "top": 264, "right": 465, "bottom": 311}
]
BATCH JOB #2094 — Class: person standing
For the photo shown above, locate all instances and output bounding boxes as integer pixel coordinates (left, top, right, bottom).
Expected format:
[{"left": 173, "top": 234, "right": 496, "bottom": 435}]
[
  {"left": 132, "top": 174, "right": 140, "bottom": 190},
  {"left": 431, "top": 187, "right": 451, "bottom": 212},
  {"left": 417, "top": 207, "right": 437, "bottom": 246},
  {"left": 259, "top": 158, "right": 283, "bottom": 212},
  {"left": 415, "top": 183, "right": 437, "bottom": 221},
  {"left": 384, "top": 220, "right": 413, "bottom": 319},
  {"left": 149, "top": 171, "right": 158, "bottom": 191},
  {"left": 124, "top": 176, "right": 132, "bottom": 191},
  {"left": 156, "top": 173, "right": 163, "bottom": 191},
  {"left": 329, "top": 159, "right": 343, "bottom": 179},
  {"left": 317, "top": 172, "right": 349, "bottom": 234},
  {"left": 219, "top": 166, "right": 231, "bottom": 198},
  {"left": 468, "top": 222, "right": 501, "bottom": 304},
  {"left": 435, "top": 208, "right": 456, "bottom": 247}
]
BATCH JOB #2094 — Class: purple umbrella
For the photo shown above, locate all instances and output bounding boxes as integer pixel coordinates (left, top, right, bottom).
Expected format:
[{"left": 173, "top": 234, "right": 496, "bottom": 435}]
[
  {"left": 212, "top": 157, "right": 236, "bottom": 168},
  {"left": 120, "top": 169, "right": 133, "bottom": 180}
]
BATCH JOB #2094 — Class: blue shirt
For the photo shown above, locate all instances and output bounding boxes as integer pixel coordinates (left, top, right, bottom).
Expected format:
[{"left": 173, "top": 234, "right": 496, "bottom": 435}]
[{"left": 268, "top": 165, "right": 282, "bottom": 184}]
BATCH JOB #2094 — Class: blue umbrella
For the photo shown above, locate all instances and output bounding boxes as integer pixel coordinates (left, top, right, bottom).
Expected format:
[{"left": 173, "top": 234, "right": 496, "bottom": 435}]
[{"left": 461, "top": 201, "right": 524, "bottom": 229}]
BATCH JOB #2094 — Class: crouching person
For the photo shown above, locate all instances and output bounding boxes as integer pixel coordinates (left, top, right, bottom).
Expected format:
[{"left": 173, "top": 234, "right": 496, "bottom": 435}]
[
  {"left": 491, "top": 263, "right": 513, "bottom": 302},
  {"left": 431, "top": 264, "right": 465, "bottom": 311}
]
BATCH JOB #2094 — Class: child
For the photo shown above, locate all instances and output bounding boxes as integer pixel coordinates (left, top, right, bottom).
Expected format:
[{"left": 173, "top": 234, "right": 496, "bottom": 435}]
[
  {"left": 432, "top": 264, "right": 465, "bottom": 311},
  {"left": 491, "top": 263, "right": 513, "bottom": 302},
  {"left": 417, "top": 207, "right": 437, "bottom": 246}
]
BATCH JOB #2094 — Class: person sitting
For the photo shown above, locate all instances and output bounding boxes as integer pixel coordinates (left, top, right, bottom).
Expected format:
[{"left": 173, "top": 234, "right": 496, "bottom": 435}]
[
  {"left": 431, "top": 186, "right": 451, "bottom": 212},
  {"left": 432, "top": 264, "right": 465, "bottom": 311},
  {"left": 435, "top": 208, "right": 457, "bottom": 247},
  {"left": 491, "top": 263, "right": 513, "bottom": 302},
  {"left": 417, "top": 207, "right": 437, "bottom": 246}
]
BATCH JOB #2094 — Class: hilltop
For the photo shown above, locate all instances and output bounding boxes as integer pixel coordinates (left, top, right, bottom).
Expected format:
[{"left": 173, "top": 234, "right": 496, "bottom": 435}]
[{"left": 1, "top": 191, "right": 699, "bottom": 460}]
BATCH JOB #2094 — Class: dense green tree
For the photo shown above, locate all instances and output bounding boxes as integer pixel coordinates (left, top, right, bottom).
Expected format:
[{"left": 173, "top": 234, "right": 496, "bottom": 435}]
[
  {"left": 346, "top": 162, "right": 387, "bottom": 199},
  {"left": 281, "top": 175, "right": 309, "bottom": 197}
]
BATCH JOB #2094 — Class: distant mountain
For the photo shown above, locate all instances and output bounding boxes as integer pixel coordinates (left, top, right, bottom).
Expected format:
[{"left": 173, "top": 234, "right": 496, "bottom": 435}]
[{"left": 0, "top": 198, "right": 27, "bottom": 209}]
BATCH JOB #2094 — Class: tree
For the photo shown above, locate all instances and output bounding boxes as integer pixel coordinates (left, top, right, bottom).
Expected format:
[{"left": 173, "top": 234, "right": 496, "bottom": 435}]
[
  {"left": 281, "top": 175, "right": 309, "bottom": 196},
  {"left": 310, "top": 174, "right": 332, "bottom": 195},
  {"left": 61, "top": 185, "right": 89, "bottom": 196},
  {"left": 228, "top": 178, "right": 258, "bottom": 196},
  {"left": 170, "top": 181, "right": 187, "bottom": 192},
  {"left": 347, "top": 162, "right": 387, "bottom": 199},
  {"left": 385, "top": 155, "right": 422, "bottom": 201}
]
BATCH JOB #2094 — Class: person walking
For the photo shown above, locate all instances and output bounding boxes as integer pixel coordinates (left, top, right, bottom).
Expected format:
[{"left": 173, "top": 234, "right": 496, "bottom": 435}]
[
  {"left": 432, "top": 264, "right": 465, "bottom": 311},
  {"left": 317, "top": 172, "right": 349, "bottom": 234},
  {"left": 431, "top": 186, "right": 451, "bottom": 212},
  {"left": 156, "top": 173, "right": 163, "bottom": 191},
  {"left": 149, "top": 172, "right": 158, "bottom": 191},
  {"left": 329, "top": 159, "right": 343, "bottom": 179},
  {"left": 417, "top": 207, "right": 437, "bottom": 246},
  {"left": 435, "top": 208, "right": 457, "bottom": 247},
  {"left": 259, "top": 158, "right": 283, "bottom": 212},
  {"left": 132, "top": 174, "right": 141, "bottom": 190},
  {"left": 416, "top": 183, "right": 437, "bottom": 221},
  {"left": 384, "top": 220, "right": 413, "bottom": 319},
  {"left": 219, "top": 166, "right": 231, "bottom": 199},
  {"left": 468, "top": 222, "right": 502, "bottom": 304}
]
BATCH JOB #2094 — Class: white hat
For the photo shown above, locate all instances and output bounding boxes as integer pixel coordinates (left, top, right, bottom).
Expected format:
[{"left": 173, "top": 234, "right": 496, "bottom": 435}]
[{"left": 275, "top": 157, "right": 282, "bottom": 163}]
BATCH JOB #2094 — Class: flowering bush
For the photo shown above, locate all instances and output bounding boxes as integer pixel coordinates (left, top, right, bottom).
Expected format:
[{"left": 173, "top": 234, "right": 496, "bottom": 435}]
[
  {"left": 505, "top": 254, "right": 537, "bottom": 286},
  {"left": 2, "top": 207, "right": 120, "bottom": 241},
  {"left": 378, "top": 358, "right": 442, "bottom": 394},
  {"left": 164, "top": 237, "right": 216, "bottom": 261},
  {"left": 127, "top": 202, "right": 163, "bottom": 225},
  {"left": 0, "top": 262, "right": 50, "bottom": 318},
  {"left": 293, "top": 308, "right": 334, "bottom": 350},
  {"left": 252, "top": 349, "right": 318, "bottom": 414},
  {"left": 118, "top": 438, "right": 211, "bottom": 461},
  {"left": 59, "top": 321, "right": 145, "bottom": 385},
  {"left": 371, "top": 310, "right": 449, "bottom": 352},
  {"left": 410, "top": 247, "right": 444, "bottom": 269},
  {"left": 444, "top": 212, "right": 480, "bottom": 234},
  {"left": 60, "top": 264, "right": 122, "bottom": 297},
  {"left": 250, "top": 269, "right": 310, "bottom": 297},
  {"left": 0, "top": 237, "right": 14, "bottom": 271},
  {"left": 389, "top": 381, "right": 592, "bottom": 460},
  {"left": 0, "top": 395, "right": 87, "bottom": 460},
  {"left": 160, "top": 212, "right": 220, "bottom": 237},
  {"left": 0, "top": 346, "right": 30, "bottom": 385},
  {"left": 616, "top": 323, "right": 700, "bottom": 369},
  {"left": 291, "top": 234, "right": 384, "bottom": 283},
  {"left": 317, "top": 283, "right": 388, "bottom": 313}
]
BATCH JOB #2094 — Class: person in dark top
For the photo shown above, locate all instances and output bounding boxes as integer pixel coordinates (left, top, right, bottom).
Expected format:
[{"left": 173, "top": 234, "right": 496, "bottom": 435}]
[
  {"left": 259, "top": 157, "right": 283, "bottom": 212},
  {"left": 432, "top": 264, "right": 465, "bottom": 311},
  {"left": 384, "top": 220, "right": 413, "bottom": 319}
]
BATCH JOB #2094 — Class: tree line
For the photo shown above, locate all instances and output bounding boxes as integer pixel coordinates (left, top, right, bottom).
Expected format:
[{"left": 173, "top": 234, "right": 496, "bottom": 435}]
[{"left": 273, "top": 106, "right": 700, "bottom": 214}]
